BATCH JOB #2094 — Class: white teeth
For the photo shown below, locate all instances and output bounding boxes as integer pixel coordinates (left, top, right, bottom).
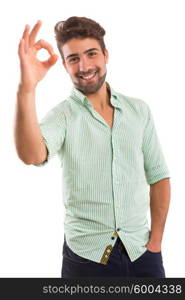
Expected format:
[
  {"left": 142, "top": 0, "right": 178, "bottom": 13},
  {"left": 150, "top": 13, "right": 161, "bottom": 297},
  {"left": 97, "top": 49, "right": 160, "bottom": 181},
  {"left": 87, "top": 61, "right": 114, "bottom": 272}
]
[{"left": 82, "top": 72, "right": 96, "bottom": 79}]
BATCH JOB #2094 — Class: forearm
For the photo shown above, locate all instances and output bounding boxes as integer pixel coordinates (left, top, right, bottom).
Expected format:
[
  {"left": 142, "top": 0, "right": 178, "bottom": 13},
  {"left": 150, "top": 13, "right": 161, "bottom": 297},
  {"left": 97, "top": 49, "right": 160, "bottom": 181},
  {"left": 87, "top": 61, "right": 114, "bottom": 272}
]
[
  {"left": 149, "top": 178, "right": 171, "bottom": 245},
  {"left": 14, "top": 84, "right": 47, "bottom": 164}
]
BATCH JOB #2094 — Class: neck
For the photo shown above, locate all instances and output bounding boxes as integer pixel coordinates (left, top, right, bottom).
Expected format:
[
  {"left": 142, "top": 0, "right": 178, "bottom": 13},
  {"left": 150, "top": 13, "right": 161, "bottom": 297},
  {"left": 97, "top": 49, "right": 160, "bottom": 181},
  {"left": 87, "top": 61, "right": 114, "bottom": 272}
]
[{"left": 85, "top": 82, "right": 111, "bottom": 111}]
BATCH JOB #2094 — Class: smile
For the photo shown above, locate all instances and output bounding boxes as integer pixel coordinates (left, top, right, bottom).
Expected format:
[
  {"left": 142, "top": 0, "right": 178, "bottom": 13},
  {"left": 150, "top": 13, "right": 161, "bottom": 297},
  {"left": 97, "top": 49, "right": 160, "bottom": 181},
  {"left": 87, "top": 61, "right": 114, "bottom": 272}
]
[{"left": 79, "top": 71, "right": 97, "bottom": 81}]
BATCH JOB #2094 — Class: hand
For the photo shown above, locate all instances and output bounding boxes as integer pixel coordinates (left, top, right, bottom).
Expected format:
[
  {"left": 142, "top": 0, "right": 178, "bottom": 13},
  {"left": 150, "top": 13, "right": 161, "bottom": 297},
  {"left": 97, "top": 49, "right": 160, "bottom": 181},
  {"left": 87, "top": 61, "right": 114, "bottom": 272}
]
[
  {"left": 145, "top": 240, "right": 161, "bottom": 253},
  {"left": 18, "top": 20, "right": 58, "bottom": 92}
]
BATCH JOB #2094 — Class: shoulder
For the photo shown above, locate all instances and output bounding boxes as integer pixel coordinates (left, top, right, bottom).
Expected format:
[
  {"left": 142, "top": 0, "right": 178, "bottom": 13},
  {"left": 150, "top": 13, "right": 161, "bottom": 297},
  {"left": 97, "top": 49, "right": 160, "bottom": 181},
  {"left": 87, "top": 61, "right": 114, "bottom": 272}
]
[
  {"left": 42, "top": 98, "right": 71, "bottom": 119},
  {"left": 39, "top": 99, "right": 72, "bottom": 128},
  {"left": 116, "top": 92, "right": 150, "bottom": 119},
  {"left": 118, "top": 92, "right": 148, "bottom": 110},
  {"left": 49, "top": 98, "right": 70, "bottom": 114}
]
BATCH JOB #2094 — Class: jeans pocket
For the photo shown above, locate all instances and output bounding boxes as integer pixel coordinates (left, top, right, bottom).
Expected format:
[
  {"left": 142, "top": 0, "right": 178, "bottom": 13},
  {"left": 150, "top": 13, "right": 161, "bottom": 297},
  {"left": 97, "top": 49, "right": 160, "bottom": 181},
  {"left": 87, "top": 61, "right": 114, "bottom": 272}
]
[{"left": 146, "top": 250, "right": 162, "bottom": 255}]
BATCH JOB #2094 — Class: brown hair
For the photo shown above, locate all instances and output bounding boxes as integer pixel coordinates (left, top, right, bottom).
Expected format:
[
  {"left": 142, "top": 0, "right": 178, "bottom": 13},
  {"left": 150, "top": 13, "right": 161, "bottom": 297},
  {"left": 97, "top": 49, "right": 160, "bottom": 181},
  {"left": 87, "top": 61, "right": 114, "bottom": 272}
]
[{"left": 54, "top": 16, "right": 106, "bottom": 61}]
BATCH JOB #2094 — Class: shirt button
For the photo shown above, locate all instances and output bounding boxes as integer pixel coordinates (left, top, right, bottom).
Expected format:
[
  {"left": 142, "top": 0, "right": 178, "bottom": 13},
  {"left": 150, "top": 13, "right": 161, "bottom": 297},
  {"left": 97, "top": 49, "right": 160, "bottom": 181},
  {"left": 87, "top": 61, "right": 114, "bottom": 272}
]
[
  {"left": 117, "top": 228, "right": 120, "bottom": 231},
  {"left": 111, "top": 236, "right": 115, "bottom": 240}
]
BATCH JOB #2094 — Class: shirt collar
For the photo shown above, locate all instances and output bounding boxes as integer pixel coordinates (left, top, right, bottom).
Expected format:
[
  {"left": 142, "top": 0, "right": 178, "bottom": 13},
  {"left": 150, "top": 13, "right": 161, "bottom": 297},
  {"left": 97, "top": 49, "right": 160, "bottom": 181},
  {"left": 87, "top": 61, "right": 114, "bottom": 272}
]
[{"left": 70, "top": 82, "right": 122, "bottom": 110}]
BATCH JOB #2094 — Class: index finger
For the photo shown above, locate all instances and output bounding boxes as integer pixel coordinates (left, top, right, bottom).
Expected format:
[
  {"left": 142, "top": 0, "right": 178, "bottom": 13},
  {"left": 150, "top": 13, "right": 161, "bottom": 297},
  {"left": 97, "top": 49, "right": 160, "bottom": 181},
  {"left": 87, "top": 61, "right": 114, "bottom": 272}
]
[
  {"left": 34, "top": 39, "right": 55, "bottom": 56},
  {"left": 29, "top": 20, "right": 42, "bottom": 47}
]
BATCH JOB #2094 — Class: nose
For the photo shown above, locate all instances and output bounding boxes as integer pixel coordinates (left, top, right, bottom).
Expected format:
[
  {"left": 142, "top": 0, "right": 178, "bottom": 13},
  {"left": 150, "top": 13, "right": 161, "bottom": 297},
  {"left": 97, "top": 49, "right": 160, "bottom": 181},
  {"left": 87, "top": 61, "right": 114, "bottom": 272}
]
[{"left": 79, "top": 57, "right": 92, "bottom": 73}]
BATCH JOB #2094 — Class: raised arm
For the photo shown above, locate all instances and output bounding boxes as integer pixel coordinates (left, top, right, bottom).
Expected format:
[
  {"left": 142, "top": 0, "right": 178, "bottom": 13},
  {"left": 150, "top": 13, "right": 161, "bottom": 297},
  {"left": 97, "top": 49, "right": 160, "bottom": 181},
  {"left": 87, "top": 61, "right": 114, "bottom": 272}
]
[{"left": 14, "top": 20, "right": 58, "bottom": 164}]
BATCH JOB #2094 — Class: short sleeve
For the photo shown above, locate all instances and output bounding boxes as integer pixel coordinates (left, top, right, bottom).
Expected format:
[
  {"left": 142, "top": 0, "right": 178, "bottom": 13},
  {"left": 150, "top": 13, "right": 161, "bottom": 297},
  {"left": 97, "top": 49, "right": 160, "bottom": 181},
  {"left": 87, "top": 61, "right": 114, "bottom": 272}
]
[
  {"left": 142, "top": 105, "right": 170, "bottom": 185},
  {"left": 33, "top": 105, "right": 66, "bottom": 167}
]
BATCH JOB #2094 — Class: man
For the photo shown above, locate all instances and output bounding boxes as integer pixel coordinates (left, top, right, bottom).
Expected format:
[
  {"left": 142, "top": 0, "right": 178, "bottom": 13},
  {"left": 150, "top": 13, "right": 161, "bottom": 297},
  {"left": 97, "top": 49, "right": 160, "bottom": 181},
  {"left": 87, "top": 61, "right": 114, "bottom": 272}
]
[{"left": 15, "top": 16, "right": 171, "bottom": 278}]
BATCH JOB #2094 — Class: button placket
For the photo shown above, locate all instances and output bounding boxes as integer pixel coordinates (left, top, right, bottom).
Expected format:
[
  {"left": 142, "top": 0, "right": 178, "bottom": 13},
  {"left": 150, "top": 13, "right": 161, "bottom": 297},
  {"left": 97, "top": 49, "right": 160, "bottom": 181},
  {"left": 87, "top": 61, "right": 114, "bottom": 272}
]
[{"left": 100, "top": 245, "right": 113, "bottom": 265}]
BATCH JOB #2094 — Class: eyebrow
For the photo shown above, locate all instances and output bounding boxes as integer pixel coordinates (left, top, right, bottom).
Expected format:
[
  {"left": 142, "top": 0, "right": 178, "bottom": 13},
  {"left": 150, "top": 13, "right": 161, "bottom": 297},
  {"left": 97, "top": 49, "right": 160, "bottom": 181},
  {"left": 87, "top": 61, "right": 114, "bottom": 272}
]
[{"left": 65, "top": 48, "right": 99, "bottom": 61}]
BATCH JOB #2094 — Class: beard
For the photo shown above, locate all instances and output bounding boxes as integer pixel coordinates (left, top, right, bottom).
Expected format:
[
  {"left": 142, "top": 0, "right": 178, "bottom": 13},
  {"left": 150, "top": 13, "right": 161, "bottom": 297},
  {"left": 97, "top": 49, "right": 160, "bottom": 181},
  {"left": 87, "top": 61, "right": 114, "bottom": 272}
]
[{"left": 73, "top": 67, "right": 107, "bottom": 95}]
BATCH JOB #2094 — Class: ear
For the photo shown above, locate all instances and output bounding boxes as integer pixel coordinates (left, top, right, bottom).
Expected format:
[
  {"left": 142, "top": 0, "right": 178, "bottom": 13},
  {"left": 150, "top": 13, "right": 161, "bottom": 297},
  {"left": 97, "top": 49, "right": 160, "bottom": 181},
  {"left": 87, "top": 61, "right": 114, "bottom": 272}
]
[{"left": 104, "top": 49, "right": 109, "bottom": 64}]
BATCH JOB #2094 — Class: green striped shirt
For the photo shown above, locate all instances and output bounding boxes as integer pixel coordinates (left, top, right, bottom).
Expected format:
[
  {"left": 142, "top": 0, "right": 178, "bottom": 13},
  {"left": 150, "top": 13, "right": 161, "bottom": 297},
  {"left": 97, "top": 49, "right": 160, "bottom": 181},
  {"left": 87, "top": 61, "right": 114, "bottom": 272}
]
[{"left": 34, "top": 82, "right": 170, "bottom": 263}]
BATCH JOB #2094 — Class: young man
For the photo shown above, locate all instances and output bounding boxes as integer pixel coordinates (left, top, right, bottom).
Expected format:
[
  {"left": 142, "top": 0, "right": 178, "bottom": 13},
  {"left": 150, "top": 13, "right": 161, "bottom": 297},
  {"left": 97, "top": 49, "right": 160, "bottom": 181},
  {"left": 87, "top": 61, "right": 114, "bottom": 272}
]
[{"left": 15, "top": 16, "right": 171, "bottom": 278}]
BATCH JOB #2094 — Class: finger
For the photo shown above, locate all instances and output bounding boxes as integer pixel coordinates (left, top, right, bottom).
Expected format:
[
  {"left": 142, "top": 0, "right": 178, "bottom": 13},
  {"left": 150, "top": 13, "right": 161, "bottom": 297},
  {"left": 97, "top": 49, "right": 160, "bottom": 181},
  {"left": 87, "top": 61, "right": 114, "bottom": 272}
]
[
  {"left": 34, "top": 39, "right": 55, "bottom": 56},
  {"left": 18, "top": 38, "right": 25, "bottom": 58},
  {"left": 42, "top": 54, "right": 58, "bottom": 69},
  {"left": 29, "top": 20, "right": 42, "bottom": 47},
  {"left": 22, "top": 24, "right": 30, "bottom": 53}
]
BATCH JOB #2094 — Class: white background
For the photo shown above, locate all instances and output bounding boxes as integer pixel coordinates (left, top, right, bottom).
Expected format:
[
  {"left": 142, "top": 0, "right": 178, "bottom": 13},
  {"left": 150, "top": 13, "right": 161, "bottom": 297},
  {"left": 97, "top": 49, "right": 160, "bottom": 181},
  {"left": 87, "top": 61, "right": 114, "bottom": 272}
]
[{"left": 0, "top": 0, "right": 184, "bottom": 277}]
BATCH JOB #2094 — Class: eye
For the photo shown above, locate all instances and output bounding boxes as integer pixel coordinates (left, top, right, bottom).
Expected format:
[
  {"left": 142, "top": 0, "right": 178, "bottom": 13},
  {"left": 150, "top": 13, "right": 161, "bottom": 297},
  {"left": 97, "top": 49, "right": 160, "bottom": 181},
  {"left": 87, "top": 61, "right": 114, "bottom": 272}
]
[
  {"left": 69, "top": 57, "right": 79, "bottom": 63},
  {"left": 88, "top": 51, "right": 97, "bottom": 57}
]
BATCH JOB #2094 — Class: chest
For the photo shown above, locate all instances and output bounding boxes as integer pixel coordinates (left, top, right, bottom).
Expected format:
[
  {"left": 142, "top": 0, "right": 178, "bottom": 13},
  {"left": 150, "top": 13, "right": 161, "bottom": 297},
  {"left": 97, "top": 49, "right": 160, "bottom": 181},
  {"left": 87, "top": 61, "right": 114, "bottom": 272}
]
[{"left": 94, "top": 106, "right": 114, "bottom": 128}]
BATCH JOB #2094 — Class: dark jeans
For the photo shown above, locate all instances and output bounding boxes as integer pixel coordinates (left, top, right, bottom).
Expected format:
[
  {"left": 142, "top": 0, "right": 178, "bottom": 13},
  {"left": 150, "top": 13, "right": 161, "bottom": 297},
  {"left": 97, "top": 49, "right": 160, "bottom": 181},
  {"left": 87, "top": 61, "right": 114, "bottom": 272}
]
[{"left": 61, "top": 236, "right": 165, "bottom": 278}]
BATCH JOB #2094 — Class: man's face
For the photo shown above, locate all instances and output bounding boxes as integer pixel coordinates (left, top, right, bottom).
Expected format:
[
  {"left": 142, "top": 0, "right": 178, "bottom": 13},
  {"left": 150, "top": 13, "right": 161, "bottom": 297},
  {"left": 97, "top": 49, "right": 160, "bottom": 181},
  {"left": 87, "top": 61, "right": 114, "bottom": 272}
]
[{"left": 62, "top": 38, "right": 108, "bottom": 95}]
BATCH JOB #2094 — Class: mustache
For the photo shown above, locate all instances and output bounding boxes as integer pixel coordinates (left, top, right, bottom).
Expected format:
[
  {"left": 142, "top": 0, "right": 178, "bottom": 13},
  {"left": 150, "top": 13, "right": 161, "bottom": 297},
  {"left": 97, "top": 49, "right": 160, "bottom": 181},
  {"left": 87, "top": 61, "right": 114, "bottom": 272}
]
[{"left": 76, "top": 68, "right": 99, "bottom": 78}]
